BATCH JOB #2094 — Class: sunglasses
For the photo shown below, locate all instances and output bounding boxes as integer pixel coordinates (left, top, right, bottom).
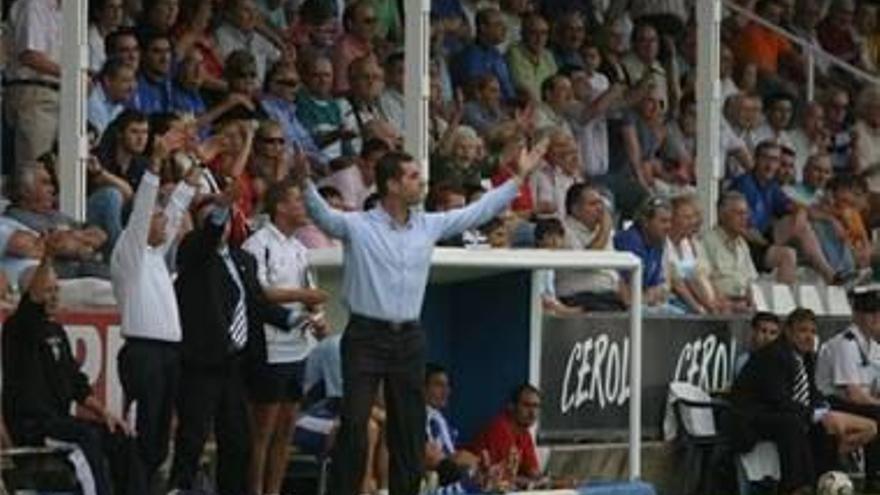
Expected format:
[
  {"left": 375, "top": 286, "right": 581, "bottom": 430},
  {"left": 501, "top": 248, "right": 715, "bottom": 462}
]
[{"left": 260, "top": 137, "right": 285, "bottom": 144}]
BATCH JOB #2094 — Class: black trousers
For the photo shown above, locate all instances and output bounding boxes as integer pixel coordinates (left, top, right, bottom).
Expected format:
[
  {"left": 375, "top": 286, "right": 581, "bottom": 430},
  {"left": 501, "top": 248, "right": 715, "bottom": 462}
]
[
  {"left": 747, "top": 411, "right": 833, "bottom": 493},
  {"left": 329, "top": 314, "right": 426, "bottom": 495},
  {"left": 118, "top": 338, "right": 180, "bottom": 482},
  {"left": 14, "top": 416, "right": 147, "bottom": 495},
  {"left": 560, "top": 291, "right": 627, "bottom": 311},
  {"left": 829, "top": 398, "right": 880, "bottom": 481},
  {"left": 169, "top": 359, "right": 251, "bottom": 495}
]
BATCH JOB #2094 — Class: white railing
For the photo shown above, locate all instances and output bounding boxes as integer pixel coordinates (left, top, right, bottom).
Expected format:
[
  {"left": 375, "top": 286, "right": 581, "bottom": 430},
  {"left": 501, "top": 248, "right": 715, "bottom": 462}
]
[{"left": 723, "top": 0, "right": 880, "bottom": 101}]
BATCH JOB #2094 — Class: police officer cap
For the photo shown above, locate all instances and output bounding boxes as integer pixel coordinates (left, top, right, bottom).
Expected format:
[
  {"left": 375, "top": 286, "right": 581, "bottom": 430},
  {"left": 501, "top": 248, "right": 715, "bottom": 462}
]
[{"left": 850, "top": 283, "right": 880, "bottom": 312}]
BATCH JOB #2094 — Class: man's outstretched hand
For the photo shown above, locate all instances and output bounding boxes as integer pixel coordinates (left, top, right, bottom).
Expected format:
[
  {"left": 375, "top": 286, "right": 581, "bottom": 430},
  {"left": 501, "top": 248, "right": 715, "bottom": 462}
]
[{"left": 516, "top": 138, "right": 550, "bottom": 180}]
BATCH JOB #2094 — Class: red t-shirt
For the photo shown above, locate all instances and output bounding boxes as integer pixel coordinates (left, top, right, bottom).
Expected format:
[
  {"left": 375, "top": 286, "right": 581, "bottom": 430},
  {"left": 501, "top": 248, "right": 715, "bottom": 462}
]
[
  {"left": 469, "top": 411, "right": 540, "bottom": 477},
  {"left": 491, "top": 168, "right": 533, "bottom": 214}
]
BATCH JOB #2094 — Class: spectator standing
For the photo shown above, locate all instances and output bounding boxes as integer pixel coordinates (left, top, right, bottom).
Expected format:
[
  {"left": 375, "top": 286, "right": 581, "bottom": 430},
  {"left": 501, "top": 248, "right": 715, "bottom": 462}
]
[
  {"left": 568, "top": 45, "right": 623, "bottom": 179},
  {"left": 168, "top": 197, "right": 303, "bottom": 495},
  {"left": 242, "top": 182, "right": 330, "bottom": 495},
  {"left": 111, "top": 135, "right": 197, "bottom": 487},
  {"left": 4, "top": 0, "right": 63, "bottom": 167},
  {"left": 296, "top": 141, "right": 547, "bottom": 495}
]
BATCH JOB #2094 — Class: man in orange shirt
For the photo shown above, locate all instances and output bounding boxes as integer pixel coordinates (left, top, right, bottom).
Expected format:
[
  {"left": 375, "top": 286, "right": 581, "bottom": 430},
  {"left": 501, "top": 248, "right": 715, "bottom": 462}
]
[{"left": 734, "top": 0, "right": 804, "bottom": 88}]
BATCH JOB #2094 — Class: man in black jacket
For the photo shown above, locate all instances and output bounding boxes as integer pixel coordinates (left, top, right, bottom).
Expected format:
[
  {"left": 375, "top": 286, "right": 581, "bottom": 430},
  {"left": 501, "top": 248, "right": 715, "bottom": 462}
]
[
  {"left": 1, "top": 246, "right": 146, "bottom": 495},
  {"left": 731, "top": 308, "right": 876, "bottom": 495},
  {"left": 168, "top": 197, "right": 303, "bottom": 495}
]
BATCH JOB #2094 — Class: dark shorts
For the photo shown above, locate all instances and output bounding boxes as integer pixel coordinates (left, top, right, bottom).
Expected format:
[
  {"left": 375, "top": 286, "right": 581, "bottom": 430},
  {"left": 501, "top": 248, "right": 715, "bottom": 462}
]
[
  {"left": 747, "top": 230, "right": 775, "bottom": 273},
  {"left": 247, "top": 360, "right": 306, "bottom": 404}
]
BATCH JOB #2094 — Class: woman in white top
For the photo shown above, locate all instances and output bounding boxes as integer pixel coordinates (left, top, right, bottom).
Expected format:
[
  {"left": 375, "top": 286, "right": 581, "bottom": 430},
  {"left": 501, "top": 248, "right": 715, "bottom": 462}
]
[{"left": 664, "top": 194, "right": 723, "bottom": 314}]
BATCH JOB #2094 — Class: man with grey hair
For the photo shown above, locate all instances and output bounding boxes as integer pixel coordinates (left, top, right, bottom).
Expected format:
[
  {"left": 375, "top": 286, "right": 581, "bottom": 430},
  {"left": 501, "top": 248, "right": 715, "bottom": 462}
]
[
  {"left": 4, "top": 161, "right": 110, "bottom": 279},
  {"left": 556, "top": 182, "right": 627, "bottom": 311},
  {"left": 703, "top": 191, "right": 794, "bottom": 311}
]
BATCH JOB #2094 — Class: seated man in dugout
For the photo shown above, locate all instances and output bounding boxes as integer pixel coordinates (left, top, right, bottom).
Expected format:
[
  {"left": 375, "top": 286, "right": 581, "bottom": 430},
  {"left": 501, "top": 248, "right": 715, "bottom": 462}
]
[{"left": 2, "top": 243, "right": 146, "bottom": 495}]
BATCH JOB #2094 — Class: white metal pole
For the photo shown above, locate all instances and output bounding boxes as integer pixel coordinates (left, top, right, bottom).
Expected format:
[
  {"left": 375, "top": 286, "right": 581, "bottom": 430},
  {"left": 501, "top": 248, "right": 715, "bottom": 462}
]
[
  {"left": 628, "top": 263, "right": 643, "bottom": 480},
  {"left": 59, "top": 0, "right": 89, "bottom": 221},
  {"left": 403, "top": 0, "right": 431, "bottom": 180},
  {"left": 695, "top": 0, "right": 723, "bottom": 229}
]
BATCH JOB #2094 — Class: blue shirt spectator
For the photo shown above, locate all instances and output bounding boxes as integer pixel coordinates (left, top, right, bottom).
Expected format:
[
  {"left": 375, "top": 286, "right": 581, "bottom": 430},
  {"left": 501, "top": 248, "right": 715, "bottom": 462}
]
[
  {"left": 134, "top": 73, "right": 173, "bottom": 115},
  {"left": 453, "top": 44, "right": 515, "bottom": 101},
  {"left": 451, "top": 8, "right": 516, "bottom": 100},
  {"left": 87, "top": 59, "right": 137, "bottom": 135},
  {"left": 613, "top": 215, "right": 669, "bottom": 290},
  {"left": 88, "top": 83, "right": 129, "bottom": 136},
  {"left": 730, "top": 172, "right": 790, "bottom": 234},
  {"left": 170, "top": 85, "right": 206, "bottom": 117},
  {"left": 134, "top": 33, "right": 175, "bottom": 115}
]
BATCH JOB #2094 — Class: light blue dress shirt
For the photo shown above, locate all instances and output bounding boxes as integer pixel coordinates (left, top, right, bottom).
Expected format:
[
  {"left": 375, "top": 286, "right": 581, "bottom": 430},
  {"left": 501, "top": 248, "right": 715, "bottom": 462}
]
[
  {"left": 304, "top": 179, "right": 520, "bottom": 322},
  {"left": 87, "top": 83, "right": 126, "bottom": 135}
]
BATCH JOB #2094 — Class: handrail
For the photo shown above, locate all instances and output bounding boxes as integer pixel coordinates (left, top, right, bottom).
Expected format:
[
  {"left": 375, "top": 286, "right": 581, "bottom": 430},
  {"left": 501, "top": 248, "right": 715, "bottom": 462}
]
[{"left": 723, "top": 0, "right": 880, "bottom": 99}]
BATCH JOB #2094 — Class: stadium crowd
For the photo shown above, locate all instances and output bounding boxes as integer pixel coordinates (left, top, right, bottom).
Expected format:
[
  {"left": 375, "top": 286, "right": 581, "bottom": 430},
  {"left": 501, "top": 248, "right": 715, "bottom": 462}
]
[{"left": 5, "top": 0, "right": 880, "bottom": 493}]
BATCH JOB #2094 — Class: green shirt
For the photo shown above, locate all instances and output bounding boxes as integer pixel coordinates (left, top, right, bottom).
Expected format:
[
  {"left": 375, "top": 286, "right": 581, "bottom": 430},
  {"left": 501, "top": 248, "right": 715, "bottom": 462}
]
[{"left": 505, "top": 43, "right": 558, "bottom": 100}]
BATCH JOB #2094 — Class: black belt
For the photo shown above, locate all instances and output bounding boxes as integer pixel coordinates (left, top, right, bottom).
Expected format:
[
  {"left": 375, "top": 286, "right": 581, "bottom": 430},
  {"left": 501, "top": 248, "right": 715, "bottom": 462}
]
[
  {"left": 4, "top": 79, "right": 60, "bottom": 91},
  {"left": 349, "top": 313, "right": 419, "bottom": 332},
  {"left": 124, "top": 336, "right": 180, "bottom": 348}
]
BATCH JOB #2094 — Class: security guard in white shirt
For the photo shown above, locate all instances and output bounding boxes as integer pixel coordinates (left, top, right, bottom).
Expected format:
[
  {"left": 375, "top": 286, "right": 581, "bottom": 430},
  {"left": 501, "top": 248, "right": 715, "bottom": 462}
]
[{"left": 816, "top": 284, "right": 880, "bottom": 490}]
